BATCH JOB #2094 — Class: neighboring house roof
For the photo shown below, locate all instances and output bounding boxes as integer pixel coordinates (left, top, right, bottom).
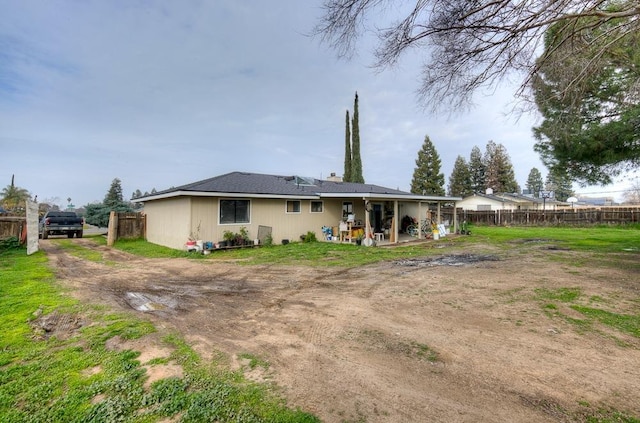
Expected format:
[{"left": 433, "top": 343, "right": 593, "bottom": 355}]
[
  {"left": 136, "top": 172, "right": 460, "bottom": 202},
  {"left": 459, "top": 192, "right": 517, "bottom": 205},
  {"left": 578, "top": 196, "right": 614, "bottom": 206},
  {"left": 458, "top": 192, "right": 560, "bottom": 210},
  {"left": 494, "top": 192, "right": 545, "bottom": 204}
]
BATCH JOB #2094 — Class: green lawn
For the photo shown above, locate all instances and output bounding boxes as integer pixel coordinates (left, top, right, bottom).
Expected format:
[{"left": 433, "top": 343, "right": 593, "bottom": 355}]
[
  {"left": 105, "top": 224, "right": 640, "bottom": 268},
  {"left": 0, "top": 244, "right": 319, "bottom": 423}
]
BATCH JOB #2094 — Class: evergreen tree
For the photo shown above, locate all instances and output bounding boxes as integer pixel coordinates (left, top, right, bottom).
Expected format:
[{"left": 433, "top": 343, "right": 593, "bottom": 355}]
[
  {"left": 350, "top": 92, "right": 364, "bottom": 183},
  {"left": 545, "top": 170, "right": 574, "bottom": 202},
  {"left": 525, "top": 168, "right": 544, "bottom": 198},
  {"left": 343, "top": 110, "right": 352, "bottom": 182},
  {"left": 468, "top": 146, "right": 486, "bottom": 194},
  {"left": 131, "top": 189, "right": 143, "bottom": 200},
  {"left": 447, "top": 155, "right": 473, "bottom": 197},
  {"left": 410, "top": 135, "right": 445, "bottom": 196},
  {"left": 533, "top": 16, "right": 640, "bottom": 185},
  {"left": 85, "top": 178, "right": 133, "bottom": 227},
  {"left": 104, "top": 178, "right": 124, "bottom": 207},
  {"left": 484, "top": 141, "right": 519, "bottom": 193}
]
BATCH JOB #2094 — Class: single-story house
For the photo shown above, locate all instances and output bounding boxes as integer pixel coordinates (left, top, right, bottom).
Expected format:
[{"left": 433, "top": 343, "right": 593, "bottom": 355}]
[
  {"left": 457, "top": 192, "right": 559, "bottom": 211},
  {"left": 134, "top": 171, "right": 461, "bottom": 249}
]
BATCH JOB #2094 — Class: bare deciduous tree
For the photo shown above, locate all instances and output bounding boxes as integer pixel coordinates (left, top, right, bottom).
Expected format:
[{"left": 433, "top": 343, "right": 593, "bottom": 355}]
[
  {"left": 622, "top": 179, "right": 640, "bottom": 204},
  {"left": 314, "top": 0, "right": 640, "bottom": 112}
]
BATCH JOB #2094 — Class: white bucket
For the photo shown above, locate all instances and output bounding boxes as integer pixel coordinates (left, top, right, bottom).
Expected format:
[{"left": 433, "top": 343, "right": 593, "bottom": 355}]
[{"left": 433, "top": 230, "right": 439, "bottom": 240}]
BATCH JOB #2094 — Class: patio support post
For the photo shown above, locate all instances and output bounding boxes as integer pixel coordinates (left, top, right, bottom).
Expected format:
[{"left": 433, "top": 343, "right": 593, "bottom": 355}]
[
  {"left": 453, "top": 201, "right": 458, "bottom": 233},
  {"left": 364, "top": 199, "right": 371, "bottom": 241},
  {"left": 437, "top": 202, "right": 441, "bottom": 224},
  {"left": 393, "top": 200, "right": 399, "bottom": 244},
  {"left": 418, "top": 201, "right": 422, "bottom": 239}
]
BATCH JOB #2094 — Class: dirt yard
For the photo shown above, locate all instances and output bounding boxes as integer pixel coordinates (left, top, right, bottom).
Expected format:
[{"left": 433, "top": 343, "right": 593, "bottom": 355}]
[{"left": 39, "top": 238, "right": 640, "bottom": 423}]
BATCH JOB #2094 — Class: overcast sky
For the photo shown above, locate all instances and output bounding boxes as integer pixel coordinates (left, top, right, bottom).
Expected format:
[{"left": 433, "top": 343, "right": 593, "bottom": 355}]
[{"left": 1, "top": 1, "right": 631, "bottom": 208}]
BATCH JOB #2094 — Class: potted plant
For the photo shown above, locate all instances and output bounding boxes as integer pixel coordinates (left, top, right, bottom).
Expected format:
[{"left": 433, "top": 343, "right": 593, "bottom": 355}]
[
  {"left": 239, "top": 227, "right": 250, "bottom": 245},
  {"left": 222, "top": 230, "right": 234, "bottom": 247},
  {"left": 355, "top": 231, "right": 364, "bottom": 246}
]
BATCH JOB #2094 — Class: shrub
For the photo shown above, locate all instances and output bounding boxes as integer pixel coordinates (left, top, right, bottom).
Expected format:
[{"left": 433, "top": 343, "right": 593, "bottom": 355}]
[
  {"left": 302, "top": 231, "right": 317, "bottom": 243},
  {"left": 0, "top": 236, "right": 21, "bottom": 252}
]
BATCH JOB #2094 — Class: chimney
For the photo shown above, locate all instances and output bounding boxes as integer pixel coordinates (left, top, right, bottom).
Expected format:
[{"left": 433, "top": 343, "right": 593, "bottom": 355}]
[
  {"left": 486, "top": 188, "right": 494, "bottom": 195},
  {"left": 327, "top": 172, "right": 343, "bottom": 182}
]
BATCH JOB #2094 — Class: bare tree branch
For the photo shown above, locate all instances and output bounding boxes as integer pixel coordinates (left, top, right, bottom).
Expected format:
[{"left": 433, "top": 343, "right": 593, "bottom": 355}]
[{"left": 313, "top": 0, "right": 640, "bottom": 113}]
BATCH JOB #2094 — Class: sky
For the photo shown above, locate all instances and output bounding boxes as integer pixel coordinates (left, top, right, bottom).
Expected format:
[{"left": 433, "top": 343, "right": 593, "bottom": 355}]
[{"left": 1, "top": 1, "right": 633, "bottom": 208}]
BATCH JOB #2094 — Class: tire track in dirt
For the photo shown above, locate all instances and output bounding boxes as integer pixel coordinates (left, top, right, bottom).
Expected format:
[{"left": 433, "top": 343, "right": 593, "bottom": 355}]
[{"left": 38, "top": 237, "right": 640, "bottom": 423}]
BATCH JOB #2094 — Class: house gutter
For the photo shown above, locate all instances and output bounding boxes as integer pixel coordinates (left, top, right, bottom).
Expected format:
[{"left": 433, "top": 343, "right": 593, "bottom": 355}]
[
  {"left": 318, "top": 193, "right": 461, "bottom": 202},
  {"left": 133, "top": 190, "right": 320, "bottom": 202}
]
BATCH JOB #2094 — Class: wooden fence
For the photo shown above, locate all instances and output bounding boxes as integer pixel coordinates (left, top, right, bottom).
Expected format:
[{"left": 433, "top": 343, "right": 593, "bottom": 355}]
[
  {"left": 115, "top": 212, "right": 146, "bottom": 239},
  {"left": 107, "top": 212, "right": 146, "bottom": 245},
  {"left": 0, "top": 217, "right": 25, "bottom": 240},
  {"left": 1, "top": 212, "right": 146, "bottom": 242},
  {"left": 436, "top": 207, "right": 640, "bottom": 227}
]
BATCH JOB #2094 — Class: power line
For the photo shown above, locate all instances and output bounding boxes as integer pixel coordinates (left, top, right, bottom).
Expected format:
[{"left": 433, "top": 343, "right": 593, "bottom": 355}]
[{"left": 574, "top": 189, "right": 630, "bottom": 195}]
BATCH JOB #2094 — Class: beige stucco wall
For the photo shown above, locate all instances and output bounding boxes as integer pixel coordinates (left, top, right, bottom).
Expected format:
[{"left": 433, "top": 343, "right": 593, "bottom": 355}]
[
  {"left": 145, "top": 196, "right": 356, "bottom": 249},
  {"left": 145, "top": 195, "right": 447, "bottom": 249},
  {"left": 144, "top": 197, "right": 192, "bottom": 249},
  {"left": 401, "top": 202, "right": 443, "bottom": 222}
]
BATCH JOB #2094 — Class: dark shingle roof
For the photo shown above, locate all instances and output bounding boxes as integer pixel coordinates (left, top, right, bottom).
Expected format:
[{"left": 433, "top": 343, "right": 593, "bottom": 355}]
[{"left": 146, "top": 171, "right": 421, "bottom": 199}]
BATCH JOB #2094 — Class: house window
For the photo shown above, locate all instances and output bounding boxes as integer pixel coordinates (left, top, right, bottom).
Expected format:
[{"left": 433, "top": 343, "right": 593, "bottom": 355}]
[
  {"left": 310, "top": 201, "right": 323, "bottom": 213},
  {"left": 342, "top": 202, "right": 353, "bottom": 219},
  {"left": 220, "top": 199, "right": 250, "bottom": 224},
  {"left": 286, "top": 200, "right": 301, "bottom": 213},
  {"left": 477, "top": 204, "right": 492, "bottom": 211}
]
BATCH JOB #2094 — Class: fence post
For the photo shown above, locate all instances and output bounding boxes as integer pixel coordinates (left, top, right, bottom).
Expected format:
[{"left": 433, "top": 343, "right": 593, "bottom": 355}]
[{"left": 107, "top": 211, "right": 118, "bottom": 246}]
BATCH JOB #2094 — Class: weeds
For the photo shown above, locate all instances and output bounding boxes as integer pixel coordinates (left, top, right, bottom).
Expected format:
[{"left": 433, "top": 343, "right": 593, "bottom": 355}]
[
  {"left": 0, "top": 248, "right": 319, "bottom": 422},
  {"left": 52, "top": 239, "right": 106, "bottom": 263}
]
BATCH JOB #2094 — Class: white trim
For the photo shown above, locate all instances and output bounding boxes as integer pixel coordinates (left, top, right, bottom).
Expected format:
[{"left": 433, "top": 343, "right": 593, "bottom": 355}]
[
  {"left": 134, "top": 190, "right": 319, "bottom": 202},
  {"left": 318, "top": 193, "right": 460, "bottom": 201}
]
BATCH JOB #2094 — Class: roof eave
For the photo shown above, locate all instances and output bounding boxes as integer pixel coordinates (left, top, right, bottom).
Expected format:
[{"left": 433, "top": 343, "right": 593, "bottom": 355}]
[
  {"left": 319, "top": 192, "right": 460, "bottom": 201},
  {"left": 133, "top": 190, "right": 320, "bottom": 202}
]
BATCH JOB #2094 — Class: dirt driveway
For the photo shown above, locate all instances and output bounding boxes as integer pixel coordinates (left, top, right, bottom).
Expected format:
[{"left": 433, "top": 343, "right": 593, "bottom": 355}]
[{"left": 40, "top": 238, "right": 640, "bottom": 422}]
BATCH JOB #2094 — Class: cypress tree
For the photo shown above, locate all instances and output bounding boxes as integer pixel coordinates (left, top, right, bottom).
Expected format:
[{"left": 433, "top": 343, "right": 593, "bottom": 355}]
[
  {"left": 350, "top": 92, "right": 364, "bottom": 183},
  {"left": 343, "top": 110, "right": 352, "bottom": 182},
  {"left": 410, "top": 135, "right": 445, "bottom": 196}
]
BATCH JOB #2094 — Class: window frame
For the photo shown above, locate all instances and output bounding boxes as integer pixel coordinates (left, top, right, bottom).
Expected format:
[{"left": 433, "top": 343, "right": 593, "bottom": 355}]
[
  {"left": 342, "top": 201, "right": 353, "bottom": 219},
  {"left": 285, "top": 200, "right": 301, "bottom": 214},
  {"left": 310, "top": 200, "right": 324, "bottom": 213},
  {"left": 219, "top": 199, "right": 251, "bottom": 224}
]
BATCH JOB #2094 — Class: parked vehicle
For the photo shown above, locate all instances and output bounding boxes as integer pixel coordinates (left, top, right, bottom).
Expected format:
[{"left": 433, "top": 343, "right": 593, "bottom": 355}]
[{"left": 40, "top": 211, "right": 84, "bottom": 239}]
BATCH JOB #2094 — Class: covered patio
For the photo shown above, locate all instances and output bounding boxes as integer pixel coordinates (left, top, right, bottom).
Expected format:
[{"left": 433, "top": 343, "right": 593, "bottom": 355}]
[{"left": 320, "top": 193, "right": 460, "bottom": 245}]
